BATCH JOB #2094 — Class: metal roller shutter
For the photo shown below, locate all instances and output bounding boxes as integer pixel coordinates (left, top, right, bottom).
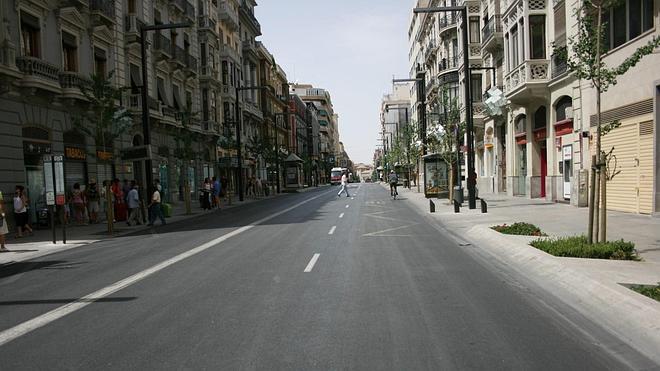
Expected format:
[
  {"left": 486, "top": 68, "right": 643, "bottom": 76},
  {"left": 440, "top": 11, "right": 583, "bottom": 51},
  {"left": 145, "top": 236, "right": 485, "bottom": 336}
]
[
  {"left": 96, "top": 163, "right": 115, "bottom": 185},
  {"left": 65, "top": 161, "right": 87, "bottom": 194},
  {"left": 601, "top": 119, "right": 654, "bottom": 214}
]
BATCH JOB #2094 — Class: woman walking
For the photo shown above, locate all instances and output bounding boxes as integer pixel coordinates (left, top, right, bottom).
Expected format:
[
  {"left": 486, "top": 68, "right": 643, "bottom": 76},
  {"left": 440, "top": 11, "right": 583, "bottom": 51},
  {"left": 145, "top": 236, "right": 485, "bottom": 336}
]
[
  {"left": 13, "top": 185, "right": 33, "bottom": 238},
  {"left": 1, "top": 191, "right": 9, "bottom": 251},
  {"left": 71, "top": 183, "right": 86, "bottom": 225}
]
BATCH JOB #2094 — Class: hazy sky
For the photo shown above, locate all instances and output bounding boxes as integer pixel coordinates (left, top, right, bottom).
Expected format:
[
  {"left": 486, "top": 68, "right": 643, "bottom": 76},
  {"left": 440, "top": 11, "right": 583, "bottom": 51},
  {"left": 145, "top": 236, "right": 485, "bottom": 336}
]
[{"left": 255, "top": 0, "right": 411, "bottom": 165}]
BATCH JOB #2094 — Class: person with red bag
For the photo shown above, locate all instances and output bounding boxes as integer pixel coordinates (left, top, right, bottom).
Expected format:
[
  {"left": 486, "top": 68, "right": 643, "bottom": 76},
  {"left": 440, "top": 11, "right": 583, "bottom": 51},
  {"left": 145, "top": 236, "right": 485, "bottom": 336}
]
[{"left": 111, "top": 178, "right": 127, "bottom": 222}]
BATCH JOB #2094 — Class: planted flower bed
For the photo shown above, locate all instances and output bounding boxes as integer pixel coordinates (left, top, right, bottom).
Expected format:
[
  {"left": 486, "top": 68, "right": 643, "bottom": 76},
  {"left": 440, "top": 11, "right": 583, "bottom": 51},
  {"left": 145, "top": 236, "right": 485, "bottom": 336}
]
[
  {"left": 530, "top": 236, "right": 638, "bottom": 260},
  {"left": 631, "top": 285, "right": 660, "bottom": 302},
  {"left": 491, "top": 222, "right": 545, "bottom": 236}
]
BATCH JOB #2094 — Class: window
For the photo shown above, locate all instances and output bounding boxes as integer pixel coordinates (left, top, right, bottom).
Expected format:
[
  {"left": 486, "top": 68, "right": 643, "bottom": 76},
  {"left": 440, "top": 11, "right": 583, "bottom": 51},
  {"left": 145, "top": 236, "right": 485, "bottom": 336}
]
[
  {"left": 202, "top": 88, "right": 209, "bottom": 121},
  {"left": 510, "top": 26, "right": 519, "bottom": 67},
  {"left": 223, "top": 102, "right": 231, "bottom": 124},
  {"left": 20, "top": 12, "right": 40, "bottom": 58},
  {"left": 603, "top": 0, "right": 655, "bottom": 51},
  {"left": 211, "top": 90, "right": 217, "bottom": 122},
  {"left": 529, "top": 15, "right": 546, "bottom": 59},
  {"left": 515, "top": 114, "right": 527, "bottom": 134},
  {"left": 62, "top": 32, "right": 77, "bottom": 72},
  {"left": 533, "top": 106, "right": 547, "bottom": 130},
  {"left": 94, "top": 47, "right": 107, "bottom": 77},
  {"left": 222, "top": 61, "right": 228, "bottom": 84},
  {"left": 555, "top": 96, "right": 573, "bottom": 121},
  {"left": 471, "top": 74, "right": 482, "bottom": 102},
  {"left": 200, "top": 43, "right": 207, "bottom": 66},
  {"left": 128, "top": 0, "right": 136, "bottom": 14},
  {"left": 469, "top": 17, "right": 480, "bottom": 43}
]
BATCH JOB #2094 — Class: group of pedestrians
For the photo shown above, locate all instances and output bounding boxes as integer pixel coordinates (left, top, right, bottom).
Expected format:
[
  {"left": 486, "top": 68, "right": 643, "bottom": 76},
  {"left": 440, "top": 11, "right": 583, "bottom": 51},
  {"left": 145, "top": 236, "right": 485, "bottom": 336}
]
[
  {"left": 200, "top": 176, "right": 224, "bottom": 210},
  {"left": 246, "top": 176, "right": 267, "bottom": 199},
  {"left": 0, "top": 186, "right": 35, "bottom": 252}
]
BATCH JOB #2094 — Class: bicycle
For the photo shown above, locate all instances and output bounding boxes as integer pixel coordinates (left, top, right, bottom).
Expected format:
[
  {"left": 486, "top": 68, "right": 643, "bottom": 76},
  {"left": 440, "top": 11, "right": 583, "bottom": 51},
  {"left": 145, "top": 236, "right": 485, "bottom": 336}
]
[{"left": 390, "top": 183, "right": 398, "bottom": 200}]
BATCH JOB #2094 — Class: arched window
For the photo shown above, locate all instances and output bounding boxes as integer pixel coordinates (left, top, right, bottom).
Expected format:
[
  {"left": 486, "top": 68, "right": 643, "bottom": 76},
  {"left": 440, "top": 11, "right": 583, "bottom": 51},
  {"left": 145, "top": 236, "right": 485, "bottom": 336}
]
[
  {"left": 515, "top": 114, "right": 527, "bottom": 134},
  {"left": 533, "top": 106, "right": 547, "bottom": 130},
  {"left": 22, "top": 126, "right": 50, "bottom": 141},
  {"left": 555, "top": 96, "right": 573, "bottom": 122}
]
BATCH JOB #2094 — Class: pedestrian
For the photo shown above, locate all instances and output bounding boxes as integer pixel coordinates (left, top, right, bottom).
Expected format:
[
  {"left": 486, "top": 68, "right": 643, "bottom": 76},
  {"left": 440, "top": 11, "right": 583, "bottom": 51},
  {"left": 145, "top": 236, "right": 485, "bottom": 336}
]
[
  {"left": 126, "top": 181, "right": 141, "bottom": 226},
  {"left": 212, "top": 176, "right": 221, "bottom": 209},
  {"left": 221, "top": 176, "right": 229, "bottom": 202},
  {"left": 255, "top": 177, "right": 263, "bottom": 198},
  {"left": 70, "top": 183, "right": 87, "bottom": 225},
  {"left": 112, "top": 178, "right": 127, "bottom": 222},
  {"left": 337, "top": 171, "right": 350, "bottom": 197},
  {"left": 13, "top": 185, "right": 33, "bottom": 237},
  {"left": 148, "top": 180, "right": 166, "bottom": 226},
  {"left": 122, "top": 179, "right": 131, "bottom": 203},
  {"left": 85, "top": 179, "right": 100, "bottom": 224},
  {"left": 0, "top": 191, "right": 9, "bottom": 252},
  {"left": 202, "top": 177, "right": 212, "bottom": 210}
]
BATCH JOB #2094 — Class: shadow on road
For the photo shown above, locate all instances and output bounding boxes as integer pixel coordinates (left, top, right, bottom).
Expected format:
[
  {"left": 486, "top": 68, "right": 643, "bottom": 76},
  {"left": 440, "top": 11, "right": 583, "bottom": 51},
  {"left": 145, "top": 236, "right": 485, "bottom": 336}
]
[{"left": 0, "top": 260, "right": 86, "bottom": 279}]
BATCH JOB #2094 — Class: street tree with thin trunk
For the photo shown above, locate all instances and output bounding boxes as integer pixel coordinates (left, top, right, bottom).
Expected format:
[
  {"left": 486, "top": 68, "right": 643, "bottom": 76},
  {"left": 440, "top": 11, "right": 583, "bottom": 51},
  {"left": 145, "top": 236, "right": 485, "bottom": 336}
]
[
  {"left": 75, "top": 71, "right": 131, "bottom": 234},
  {"left": 557, "top": 0, "right": 660, "bottom": 243},
  {"left": 171, "top": 102, "right": 201, "bottom": 215},
  {"left": 427, "top": 88, "right": 464, "bottom": 202}
]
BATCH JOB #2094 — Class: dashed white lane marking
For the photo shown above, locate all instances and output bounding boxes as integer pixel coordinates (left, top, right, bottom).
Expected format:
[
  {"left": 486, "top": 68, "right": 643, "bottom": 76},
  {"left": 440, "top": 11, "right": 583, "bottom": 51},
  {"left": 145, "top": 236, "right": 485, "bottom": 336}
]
[
  {"left": 304, "top": 253, "right": 320, "bottom": 272},
  {"left": 0, "top": 190, "right": 332, "bottom": 347},
  {"left": 328, "top": 226, "right": 336, "bottom": 235},
  {"left": 345, "top": 205, "right": 350, "bottom": 209},
  {"left": 339, "top": 213, "right": 344, "bottom": 218}
]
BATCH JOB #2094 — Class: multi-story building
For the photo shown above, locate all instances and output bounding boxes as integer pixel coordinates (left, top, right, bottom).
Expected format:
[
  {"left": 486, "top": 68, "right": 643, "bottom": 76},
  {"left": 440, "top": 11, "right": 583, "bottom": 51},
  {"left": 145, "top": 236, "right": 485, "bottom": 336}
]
[
  {"left": 0, "top": 0, "right": 219, "bottom": 219},
  {"left": 290, "top": 83, "right": 338, "bottom": 183},
  {"left": 409, "top": 0, "right": 660, "bottom": 215},
  {"left": 380, "top": 83, "right": 412, "bottom": 157},
  {"left": 257, "top": 42, "right": 288, "bottom": 187}
]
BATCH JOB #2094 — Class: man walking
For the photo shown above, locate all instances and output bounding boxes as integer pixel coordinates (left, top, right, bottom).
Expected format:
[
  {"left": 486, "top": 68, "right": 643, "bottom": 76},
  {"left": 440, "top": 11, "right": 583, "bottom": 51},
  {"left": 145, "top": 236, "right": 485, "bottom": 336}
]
[
  {"left": 337, "top": 171, "right": 350, "bottom": 198},
  {"left": 126, "top": 182, "right": 141, "bottom": 226},
  {"left": 147, "top": 180, "right": 166, "bottom": 226}
]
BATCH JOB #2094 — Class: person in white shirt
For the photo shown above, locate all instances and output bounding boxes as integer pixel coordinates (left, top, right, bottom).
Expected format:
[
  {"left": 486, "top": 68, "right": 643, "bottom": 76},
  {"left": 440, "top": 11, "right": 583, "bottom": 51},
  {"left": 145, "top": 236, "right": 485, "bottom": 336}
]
[
  {"left": 147, "top": 180, "right": 166, "bottom": 226},
  {"left": 337, "top": 172, "right": 350, "bottom": 198},
  {"left": 126, "top": 182, "right": 142, "bottom": 226}
]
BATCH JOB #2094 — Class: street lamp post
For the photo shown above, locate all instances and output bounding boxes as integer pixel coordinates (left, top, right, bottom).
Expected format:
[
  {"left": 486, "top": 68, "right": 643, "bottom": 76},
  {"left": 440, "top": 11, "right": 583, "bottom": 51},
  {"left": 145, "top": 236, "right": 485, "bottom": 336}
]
[
  {"left": 140, "top": 22, "right": 191, "bottom": 191},
  {"left": 414, "top": 6, "right": 477, "bottom": 209}
]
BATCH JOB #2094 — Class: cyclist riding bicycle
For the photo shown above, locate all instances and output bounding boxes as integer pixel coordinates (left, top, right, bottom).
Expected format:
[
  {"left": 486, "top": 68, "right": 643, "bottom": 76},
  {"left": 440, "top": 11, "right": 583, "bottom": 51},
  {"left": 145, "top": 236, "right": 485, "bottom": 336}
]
[{"left": 388, "top": 170, "right": 399, "bottom": 198}]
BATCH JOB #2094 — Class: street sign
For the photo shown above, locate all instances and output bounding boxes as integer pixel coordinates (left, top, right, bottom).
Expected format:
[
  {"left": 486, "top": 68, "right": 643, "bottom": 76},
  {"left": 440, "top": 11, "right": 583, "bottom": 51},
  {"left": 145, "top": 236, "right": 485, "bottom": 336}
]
[
  {"left": 43, "top": 155, "right": 55, "bottom": 206},
  {"left": 218, "top": 156, "right": 238, "bottom": 168},
  {"left": 121, "top": 145, "right": 153, "bottom": 161}
]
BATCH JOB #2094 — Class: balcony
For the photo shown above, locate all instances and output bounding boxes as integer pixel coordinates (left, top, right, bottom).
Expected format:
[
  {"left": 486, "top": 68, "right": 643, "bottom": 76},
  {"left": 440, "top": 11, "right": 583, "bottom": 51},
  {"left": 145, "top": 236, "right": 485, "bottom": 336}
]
[
  {"left": 199, "top": 65, "right": 219, "bottom": 81},
  {"left": 425, "top": 77, "right": 438, "bottom": 97},
  {"left": 438, "top": 14, "right": 457, "bottom": 34},
  {"left": 171, "top": 45, "right": 187, "bottom": 67},
  {"left": 16, "top": 56, "right": 61, "bottom": 93},
  {"left": 481, "top": 15, "right": 503, "bottom": 52},
  {"left": 504, "top": 59, "right": 550, "bottom": 102},
  {"left": 219, "top": 44, "right": 240, "bottom": 63},
  {"left": 169, "top": 0, "right": 185, "bottom": 13},
  {"left": 124, "top": 14, "right": 145, "bottom": 44},
  {"left": 184, "top": 1, "right": 195, "bottom": 20},
  {"left": 438, "top": 55, "right": 459, "bottom": 80},
  {"left": 89, "top": 0, "right": 115, "bottom": 25},
  {"left": 424, "top": 40, "right": 437, "bottom": 62},
  {"left": 468, "top": 42, "right": 482, "bottom": 59},
  {"left": 153, "top": 34, "right": 172, "bottom": 58},
  {"left": 59, "top": 71, "right": 91, "bottom": 100},
  {"left": 551, "top": 53, "right": 568, "bottom": 79},
  {"left": 239, "top": 3, "right": 261, "bottom": 35},
  {"left": 197, "top": 16, "right": 217, "bottom": 35},
  {"left": 186, "top": 54, "right": 198, "bottom": 74},
  {"left": 218, "top": 1, "right": 239, "bottom": 31},
  {"left": 242, "top": 40, "right": 258, "bottom": 58}
]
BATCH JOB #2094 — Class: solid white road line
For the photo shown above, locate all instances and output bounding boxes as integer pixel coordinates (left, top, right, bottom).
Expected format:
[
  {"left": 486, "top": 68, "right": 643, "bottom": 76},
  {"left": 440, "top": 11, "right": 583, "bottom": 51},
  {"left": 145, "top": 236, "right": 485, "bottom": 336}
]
[
  {"left": 304, "top": 253, "right": 320, "bottom": 272},
  {"left": 0, "top": 189, "right": 332, "bottom": 347},
  {"left": 339, "top": 213, "right": 344, "bottom": 218},
  {"left": 328, "top": 226, "right": 336, "bottom": 235}
]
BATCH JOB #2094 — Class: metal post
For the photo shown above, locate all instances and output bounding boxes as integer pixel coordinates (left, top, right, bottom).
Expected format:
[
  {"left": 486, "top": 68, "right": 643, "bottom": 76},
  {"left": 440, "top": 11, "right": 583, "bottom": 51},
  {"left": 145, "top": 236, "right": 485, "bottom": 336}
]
[
  {"left": 235, "top": 84, "right": 244, "bottom": 201},
  {"left": 50, "top": 159, "right": 56, "bottom": 244},
  {"left": 461, "top": 8, "right": 476, "bottom": 210},
  {"left": 140, "top": 27, "right": 152, "bottom": 192},
  {"left": 275, "top": 112, "right": 280, "bottom": 194}
]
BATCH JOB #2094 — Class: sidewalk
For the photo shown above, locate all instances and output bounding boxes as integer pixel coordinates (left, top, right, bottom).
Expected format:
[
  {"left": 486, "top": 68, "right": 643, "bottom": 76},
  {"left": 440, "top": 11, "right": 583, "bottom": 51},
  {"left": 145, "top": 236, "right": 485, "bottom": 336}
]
[
  {"left": 0, "top": 185, "right": 327, "bottom": 265},
  {"left": 390, "top": 183, "right": 660, "bottom": 364}
]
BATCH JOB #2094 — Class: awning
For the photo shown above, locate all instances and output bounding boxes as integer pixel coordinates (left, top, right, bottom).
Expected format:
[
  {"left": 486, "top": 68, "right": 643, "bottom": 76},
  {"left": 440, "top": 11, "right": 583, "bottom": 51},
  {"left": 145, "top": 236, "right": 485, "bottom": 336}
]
[{"left": 157, "top": 79, "right": 170, "bottom": 106}]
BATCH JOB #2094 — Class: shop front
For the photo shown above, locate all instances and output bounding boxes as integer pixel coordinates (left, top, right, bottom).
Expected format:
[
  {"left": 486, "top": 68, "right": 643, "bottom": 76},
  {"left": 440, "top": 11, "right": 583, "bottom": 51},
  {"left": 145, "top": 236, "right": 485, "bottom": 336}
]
[
  {"left": 22, "top": 126, "right": 52, "bottom": 224},
  {"left": 63, "top": 130, "right": 88, "bottom": 194}
]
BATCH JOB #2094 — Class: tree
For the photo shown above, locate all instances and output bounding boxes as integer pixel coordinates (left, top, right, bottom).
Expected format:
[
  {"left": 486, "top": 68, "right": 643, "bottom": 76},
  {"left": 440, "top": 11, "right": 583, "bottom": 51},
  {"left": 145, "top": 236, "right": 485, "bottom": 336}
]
[
  {"left": 427, "top": 88, "right": 464, "bottom": 201},
  {"left": 171, "top": 101, "right": 202, "bottom": 215},
  {"left": 558, "top": 0, "right": 660, "bottom": 243},
  {"left": 75, "top": 71, "right": 131, "bottom": 234}
]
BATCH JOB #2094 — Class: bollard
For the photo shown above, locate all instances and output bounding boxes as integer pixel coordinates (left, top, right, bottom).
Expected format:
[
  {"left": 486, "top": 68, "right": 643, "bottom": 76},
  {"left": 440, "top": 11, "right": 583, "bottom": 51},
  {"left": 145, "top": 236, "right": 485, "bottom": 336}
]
[
  {"left": 453, "top": 199, "right": 460, "bottom": 213},
  {"left": 480, "top": 198, "right": 488, "bottom": 213},
  {"left": 429, "top": 199, "right": 435, "bottom": 213}
]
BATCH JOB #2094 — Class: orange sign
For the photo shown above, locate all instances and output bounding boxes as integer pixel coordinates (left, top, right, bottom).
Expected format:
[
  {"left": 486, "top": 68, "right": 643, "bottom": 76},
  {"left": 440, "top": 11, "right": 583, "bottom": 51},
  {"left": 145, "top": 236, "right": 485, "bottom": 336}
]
[
  {"left": 97, "top": 150, "right": 113, "bottom": 161},
  {"left": 65, "top": 146, "right": 86, "bottom": 160}
]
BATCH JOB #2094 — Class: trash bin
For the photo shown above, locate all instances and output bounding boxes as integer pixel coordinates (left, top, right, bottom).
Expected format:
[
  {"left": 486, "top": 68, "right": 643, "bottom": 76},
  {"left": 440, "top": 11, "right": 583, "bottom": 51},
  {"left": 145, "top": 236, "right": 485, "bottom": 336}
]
[
  {"left": 453, "top": 186, "right": 464, "bottom": 204},
  {"left": 37, "top": 208, "right": 50, "bottom": 228},
  {"left": 161, "top": 203, "right": 172, "bottom": 218}
]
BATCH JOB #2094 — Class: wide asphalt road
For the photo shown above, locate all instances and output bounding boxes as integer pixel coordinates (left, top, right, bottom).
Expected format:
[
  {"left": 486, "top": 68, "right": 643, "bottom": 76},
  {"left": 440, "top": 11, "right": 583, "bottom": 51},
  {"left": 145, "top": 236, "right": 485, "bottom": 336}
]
[{"left": 0, "top": 183, "right": 655, "bottom": 370}]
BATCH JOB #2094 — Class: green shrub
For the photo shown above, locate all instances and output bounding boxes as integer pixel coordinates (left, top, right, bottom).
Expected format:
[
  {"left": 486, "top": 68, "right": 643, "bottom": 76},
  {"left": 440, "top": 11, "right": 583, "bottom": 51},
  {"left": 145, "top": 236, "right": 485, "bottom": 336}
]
[
  {"left": 491, "top": 222, "right": 545, "bottom": 236},
  {"left": 530, "top": 235, "right": 638, "bottom": 260},
  {"left": 631, "top": 285, "right": 660, "bottom": 302}
]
